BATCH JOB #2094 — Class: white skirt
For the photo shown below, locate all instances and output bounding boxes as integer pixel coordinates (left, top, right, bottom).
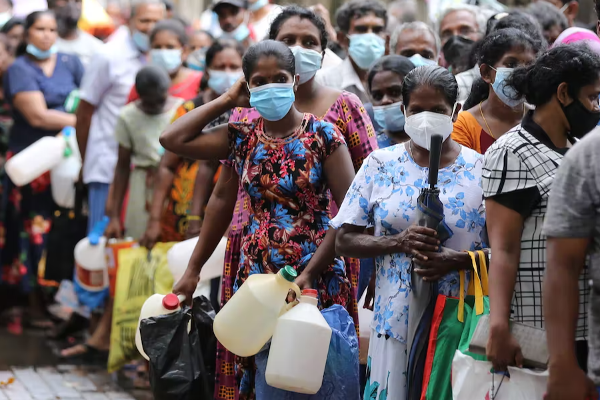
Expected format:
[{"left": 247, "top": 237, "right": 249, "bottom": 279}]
[{"left": 363, "top": 329, "right": 407, "bottom": 400}]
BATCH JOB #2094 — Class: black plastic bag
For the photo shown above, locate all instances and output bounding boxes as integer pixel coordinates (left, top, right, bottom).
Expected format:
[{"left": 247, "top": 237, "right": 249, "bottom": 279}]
[{"left": 140, "top": 295, "right": 216, "bottom": 400}]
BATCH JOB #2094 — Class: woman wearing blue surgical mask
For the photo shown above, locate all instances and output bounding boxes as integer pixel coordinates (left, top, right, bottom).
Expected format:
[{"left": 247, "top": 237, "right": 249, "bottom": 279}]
[
  {"left": 333, "top": 65, "right": 487, "bottom": 400},
  {"left": 173, "top": 7, "right": 379, "bottom": 398},
  {"left": 161, "top": 40, "right": 357, "bottom": 398},
  {"left": 140, "top": 39, "right": 244, "bottom": 249},
  {"left": 1, "top": 10, "right": 84, "bottom": 329},
  {"left": 185, "top": 29, "right": 214, "bottom": 72},
  {"left": 453, "top": 28, "right": 540, "bottom": 154},
  {"left": 129, "top": 19, "right": 202, "bottom": 102},
  {"left": 367, "top": 55, "right": 415, "bottom": 148}
]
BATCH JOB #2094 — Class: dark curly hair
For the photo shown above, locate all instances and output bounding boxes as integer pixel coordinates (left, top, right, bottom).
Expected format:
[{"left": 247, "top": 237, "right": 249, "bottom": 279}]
[
  {"left": 242, "top": 40, "right": 295, "bottom": 81},
  {"left": 464, "top": 28, "right": 541, "bottom": 110},
  {"left": 269, "top": 5, "right": 329, "bottom": 51},
  {"left": 334, "top": 0, "right": 387, "bottom": 34},
  {"left": 507, "top": 43, "right": 600, "bottom": 106},
  {"left": 402, "top": 65, "right": 458, "bottom": 107}
]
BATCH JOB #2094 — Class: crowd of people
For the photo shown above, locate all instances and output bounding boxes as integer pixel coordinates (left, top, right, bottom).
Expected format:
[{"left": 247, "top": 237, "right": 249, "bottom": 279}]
[{"left": 1, "top": 0, "right": 600, "bottom": 399}]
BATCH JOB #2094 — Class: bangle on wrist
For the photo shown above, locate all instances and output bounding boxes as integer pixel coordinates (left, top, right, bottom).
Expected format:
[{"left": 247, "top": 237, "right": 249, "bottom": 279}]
[{"left": 187, "top": 215, "right": 203, "bottom": 221}]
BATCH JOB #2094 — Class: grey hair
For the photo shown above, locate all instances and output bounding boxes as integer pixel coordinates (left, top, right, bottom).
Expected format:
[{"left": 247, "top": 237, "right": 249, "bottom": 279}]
[
  {"left": 131, "top": 0, "right": 166, "bottom": 17},
  {"left": 437, "top": 4, "right": 487, "bottom": 36},
  {"left": 390, "top": 21, "right": 441, "bottom": 56}
]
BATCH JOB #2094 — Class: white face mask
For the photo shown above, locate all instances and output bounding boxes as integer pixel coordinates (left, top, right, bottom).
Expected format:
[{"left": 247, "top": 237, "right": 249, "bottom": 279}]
[{"left": 404, "top": 110, "right": 455, "bottom": 150}]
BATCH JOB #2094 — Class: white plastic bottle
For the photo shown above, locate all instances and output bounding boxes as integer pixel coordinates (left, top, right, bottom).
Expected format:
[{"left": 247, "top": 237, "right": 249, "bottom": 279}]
[
  {"left": 136, "top": 293, "right": 186, "bottom": 360},
  {"left": 265, "top": 289, "right": 332, "bottom": 394},
  {"left": 74, "top": 217, "right": 110, "bottom": 292},
  {"left": 213, "top": 266, "right": 301, "bottom": 357},
  {"left": 6, "top": 127, "right": 71, "bottom": 187},
  {"left": 167, "top": 236, "right": 226, "bottom": 283},
  {"left": 51, "top": 127, "right": 82, "bottom": 208}
]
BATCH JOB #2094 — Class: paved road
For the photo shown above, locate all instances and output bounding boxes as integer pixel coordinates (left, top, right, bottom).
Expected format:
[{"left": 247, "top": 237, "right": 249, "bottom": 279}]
[{"left": 0, "top": 329, "right": 151, "bottom": 400}]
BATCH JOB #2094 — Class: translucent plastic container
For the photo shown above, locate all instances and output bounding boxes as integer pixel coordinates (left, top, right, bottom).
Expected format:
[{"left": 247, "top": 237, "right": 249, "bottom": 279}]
[
  {"left": 51, "top": 127, "right": 82, "bottom": 208},
  {"left": 213, "top": 266, "right": 301, "bottom": 357},
  {"left": 136, "top": 293, "right": 186, "bottom": 360},
  {"left": 74, "top": 217, "right": 110, "bottom": 292},
  {"left": 6, "top": 127, "right": 72, "bottom": 187},
  {"left": 167, "top": 236, "right": 226, "bottom": 283},
  {"left": 265, "top": 289, "right": 332, "bottom": 394}
]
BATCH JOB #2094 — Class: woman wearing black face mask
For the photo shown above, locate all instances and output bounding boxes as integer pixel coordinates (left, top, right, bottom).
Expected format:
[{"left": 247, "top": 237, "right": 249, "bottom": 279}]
[{"left": 483, "top": 44, "right": 600, "bottom": 373}]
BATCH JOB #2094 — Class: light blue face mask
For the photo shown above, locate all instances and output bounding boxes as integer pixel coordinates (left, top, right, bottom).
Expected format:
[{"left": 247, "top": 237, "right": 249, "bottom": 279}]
[
  {"left": 208, "top": 69, "right": 243, "bottom": 95},
  {"left": 26, "top": 44, "right": 58, "bottom": 60},
  {"left": 249, "top": 0, "right": 269, "bottom": 12},
  {"left": 248, "top": 79, "right": 296, "bottom": 121},
  {"left": 150, "top": 49, "right": 182, "bottom": 73},
  {"left": 491, "top": 67, "right": 524, "bottom": 108},
  {"left": 409, "top": 54, "right": 437, "bottom": 68},
  {"left": 221, "top": 23, "right": 250, "bottom": 42},
  {"left": 132, "top": 30, "right": 150, "bottom": 53},
  {"left": 187, "top": 48, "right": 208, "bottom": 71},
  {"left": 373, "top": 102, "right": 405, "bottom": 132},
  {"left": 348, "top": 33, "right": 385, "bottom": 70},
  {"left": 290, "top": 46, "right": 322, "bottom": 84}
]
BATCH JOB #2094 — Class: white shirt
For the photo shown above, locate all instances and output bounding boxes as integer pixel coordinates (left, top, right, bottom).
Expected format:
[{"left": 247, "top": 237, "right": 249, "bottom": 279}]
[
  {"left": 251, "top": 5, "right": 282, "bottom": 41},
  {"left": 79, "top": 30, "right": 146, "bottom": 184},
  {"left": 315, "top": 57, "right": 369, "bottom": 104},
  {"left": 56, "top": 30, "right": 104, "bottom": 68}
]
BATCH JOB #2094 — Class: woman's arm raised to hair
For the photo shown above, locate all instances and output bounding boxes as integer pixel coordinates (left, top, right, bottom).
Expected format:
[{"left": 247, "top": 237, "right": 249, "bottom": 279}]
[
  {"left": 13, "top": 91, "right": 76, "bottom": 130},
  {"left": 159, "top": 94, "right": 234, "bottom": 160}
]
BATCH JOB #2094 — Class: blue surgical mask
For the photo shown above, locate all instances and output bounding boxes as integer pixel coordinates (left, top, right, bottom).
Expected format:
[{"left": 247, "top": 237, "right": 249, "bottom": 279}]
[
  {"left": 26, "top": 44, "right": 58, "bottom": 60},
  {"left": 221, "top": 23, "right": 250, "bottom": 42},
  {"left": 187, "top": 48, "right": 208, "bottom": 71},
  {"left": 248, "top": 79, "right": 296, "bottom": 121},
  {"left": 409, "top": 54, "right": 437, "bottom": 68},
  {"left": 132, "top": 30, "right": 150, "bottom": 53},
  {"left": 150, "top": 49, "right": 182, "bottom": 73},
  {"left": 373, "top": 102, "right": 405, "bottom": 132},
  {"left": 249, "top": 0, "right": 269, "bottom": 12},
  {"left": 208, "top": 69, "right": 243, "bottom": 95},
  {"left": 348, "top": 33, "right": 385, "bottom": 70},
  {"left": 290, "top": 46, "right": 322, "bottom": 84},
  {"left": 491, "top": 67, "right": 524, "bottom": 108}
]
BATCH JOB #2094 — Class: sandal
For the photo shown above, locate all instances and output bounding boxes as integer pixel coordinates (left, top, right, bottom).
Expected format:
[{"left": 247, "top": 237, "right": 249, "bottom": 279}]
[{"left": 59, "top": 343, "right": 109, "bottom": 364}]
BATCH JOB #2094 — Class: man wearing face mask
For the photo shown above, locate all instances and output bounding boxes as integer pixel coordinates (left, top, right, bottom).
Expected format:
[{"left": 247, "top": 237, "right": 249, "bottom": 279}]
[
  {"left": 212, "top": 0, "right": 254, "bottom": 48},
  {"left": 64, "top": 0, "right": 165, "bottom": 362},
  {"left": 438, "top": 5, "right": 486, "bottom": 102},
  {"left": 315, "top": 0, "right": 387, "bottom": 104},
  {"left": 48, "top": 0, "right": 103, "bottom": 68},
  {"left": 391, "top": 21, "right": 441, "bottom": 67}
]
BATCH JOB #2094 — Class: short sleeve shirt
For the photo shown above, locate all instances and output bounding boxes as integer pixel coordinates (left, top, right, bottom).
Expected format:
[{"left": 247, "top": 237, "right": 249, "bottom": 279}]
[
  {"left": 543, "top": 128, "right": 600, "bottom": 381},
  {"left": 79, "top": 33, "right": 145, "bottom": 184},
  {"left": 114, "top": 100, "right": 183, "bottom": 168},
  {"left": 4, "top": 53, "right": 84, "bottom": 151},
  {"left": 482, "top": 113, "right": 589, "bottom": 338}
]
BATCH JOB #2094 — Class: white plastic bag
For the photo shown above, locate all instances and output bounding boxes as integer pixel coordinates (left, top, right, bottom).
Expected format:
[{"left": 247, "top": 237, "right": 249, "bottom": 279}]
[{"left": 452, "top": 350, "right": 548, "bottom": 400}]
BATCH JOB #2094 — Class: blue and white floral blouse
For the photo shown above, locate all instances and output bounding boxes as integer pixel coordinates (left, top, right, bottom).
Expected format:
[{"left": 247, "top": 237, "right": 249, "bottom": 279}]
[{"left": 330, "top": 143, "right": 486, "bottom": 342}]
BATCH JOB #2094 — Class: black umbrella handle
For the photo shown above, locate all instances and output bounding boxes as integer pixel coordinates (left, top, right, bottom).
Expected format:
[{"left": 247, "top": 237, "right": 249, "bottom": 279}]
[{"left": 428, "top": 134, "right": 443, "bottom": 189}]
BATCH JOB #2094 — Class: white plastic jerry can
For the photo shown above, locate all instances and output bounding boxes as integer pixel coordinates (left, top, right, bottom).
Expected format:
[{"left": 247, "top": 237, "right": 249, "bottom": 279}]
[
  {"left": 74, "top": 216, "right": 110, "bottom": 292},
  {"left": 136, "top": 293, "right": 186, "bottom": 360},
  {"left": 6, "top": 126, "right": 73, "bottom": 187},
  {"left": 265, "top": 289, "right": 332, "bottom": 394},
  {"left": 51, "top": 127, "right": 82, "bottom": 208},
  {"left": 213, "top": 266, "right": 301, "bottom": 357}
]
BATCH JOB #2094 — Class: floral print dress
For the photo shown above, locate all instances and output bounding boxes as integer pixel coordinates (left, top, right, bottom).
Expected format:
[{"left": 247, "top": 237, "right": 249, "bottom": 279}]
[
  {"left": 331, "top": 143, "right": 486, "bottom": 400},
  {"left": 228, "top": 113, "right": 351, "bottom": 307}
]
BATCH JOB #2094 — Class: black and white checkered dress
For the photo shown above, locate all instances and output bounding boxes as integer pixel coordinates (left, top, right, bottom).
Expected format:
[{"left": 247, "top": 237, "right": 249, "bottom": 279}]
[{"left": 483, "top": 118, "right": 588, "bottom": 339}]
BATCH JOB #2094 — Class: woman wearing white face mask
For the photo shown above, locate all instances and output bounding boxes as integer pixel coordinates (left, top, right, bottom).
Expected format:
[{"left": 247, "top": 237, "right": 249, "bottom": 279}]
[
  {"left": 332, "top": 65, "right": 488, "bottom": 400},
  {"left": 128, "top": 19, "right": 202, "bottom": 102}
]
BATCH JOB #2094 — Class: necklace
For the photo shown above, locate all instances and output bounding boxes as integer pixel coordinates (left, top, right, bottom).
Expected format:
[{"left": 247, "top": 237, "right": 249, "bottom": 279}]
[{"left": 479, "top": 101, "right": 496, "bottom": 139}]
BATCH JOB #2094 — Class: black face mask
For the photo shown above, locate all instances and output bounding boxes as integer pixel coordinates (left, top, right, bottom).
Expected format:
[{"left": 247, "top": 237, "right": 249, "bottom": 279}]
[
  {"left": 562, "top": 98, "right": 600, "bottom": 139},
  {"left": 56, "top": 2, "right": 81, "bottom": 33},
  {"left": 442, "top": 35, "right": 475, "bottom": 74}
]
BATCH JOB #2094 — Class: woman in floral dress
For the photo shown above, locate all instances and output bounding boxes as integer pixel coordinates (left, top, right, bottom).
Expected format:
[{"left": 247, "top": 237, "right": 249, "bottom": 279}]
[
  {"left": 204, "top": 7, "right": 378, "bottom": 397},
  {"left": 163, "top": 40, "right": 356, "bottom": 397},
  {"left": 332, "top": 65, "right": 487, "bottom": 400}
]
